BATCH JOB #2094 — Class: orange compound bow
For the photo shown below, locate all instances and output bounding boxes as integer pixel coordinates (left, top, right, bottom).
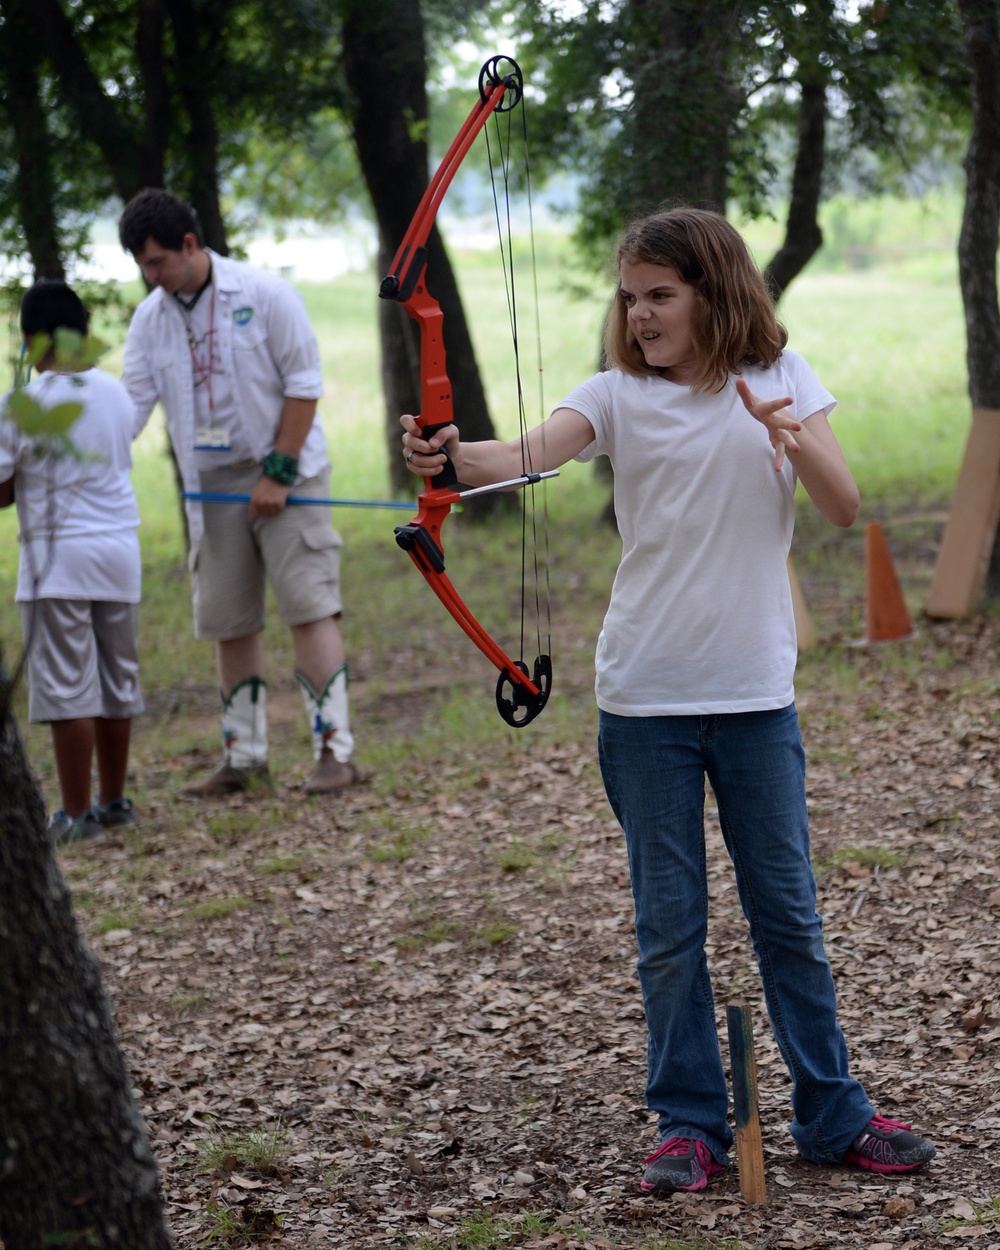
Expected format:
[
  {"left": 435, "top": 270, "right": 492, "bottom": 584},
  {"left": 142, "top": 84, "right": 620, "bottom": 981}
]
[{"left": 380, "top": 55, "right": 554, "bottom": 728}]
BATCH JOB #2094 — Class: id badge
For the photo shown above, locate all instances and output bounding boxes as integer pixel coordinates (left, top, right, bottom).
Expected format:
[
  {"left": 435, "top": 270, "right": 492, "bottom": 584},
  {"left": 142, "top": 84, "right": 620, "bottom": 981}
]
[{"left": 194, "top": 427, "right": 232, "bottom": 451}]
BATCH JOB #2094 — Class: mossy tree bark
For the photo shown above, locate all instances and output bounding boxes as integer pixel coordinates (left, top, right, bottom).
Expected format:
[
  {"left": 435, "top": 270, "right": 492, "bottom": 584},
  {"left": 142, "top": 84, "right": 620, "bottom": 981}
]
[{"left": 0, "top": 659, "right": 173, "bottom": 1250}]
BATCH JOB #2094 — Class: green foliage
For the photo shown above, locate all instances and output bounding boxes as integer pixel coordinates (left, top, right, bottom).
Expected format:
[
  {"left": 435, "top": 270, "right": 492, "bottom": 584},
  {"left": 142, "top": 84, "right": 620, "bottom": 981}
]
[
  {"left": 4, "top": 390, "right": 81, "bottom": 441},
  {"left": 815, "top": 845, "right": 907, "bottom": 875},
  {"left": 409, "top": 1209, "right": 567, "bottom": 1250},
  {"left": 197, "top": 1120, "right": 291, "bottom": 1176},
  {"left": 4, "top": 329, "right": 108, "bottom": 457},
  {"left": 497, "top": 0, "right": 971, "bottom": 265},
  {"left": 939, "top": 1194, "right": 1000, "bottom": 1230},
  {"left": 224, "top": 111, "right": 364, "bottom": 237},
  {"left": 201, "top": 1200, "right": 285, "bottom": 1246},
  {"left": 367, "top": 825, "right": 430, "bottom": 864},
  {"left": 187, "top": 897, "right": 253, "bottom": 921}
]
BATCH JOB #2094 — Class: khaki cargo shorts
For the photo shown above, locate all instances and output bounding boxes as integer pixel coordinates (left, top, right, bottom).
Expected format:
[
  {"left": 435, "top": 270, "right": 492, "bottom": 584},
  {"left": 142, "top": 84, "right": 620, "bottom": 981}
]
[{"left": 190, "top": 464, "right": 343, "bottom": 641}]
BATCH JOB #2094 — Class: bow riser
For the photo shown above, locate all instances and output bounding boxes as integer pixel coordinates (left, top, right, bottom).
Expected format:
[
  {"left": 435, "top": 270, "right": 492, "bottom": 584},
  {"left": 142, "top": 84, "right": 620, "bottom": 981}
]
[{"left": 405, "top": 287, "right": 452, "bottom": 438}]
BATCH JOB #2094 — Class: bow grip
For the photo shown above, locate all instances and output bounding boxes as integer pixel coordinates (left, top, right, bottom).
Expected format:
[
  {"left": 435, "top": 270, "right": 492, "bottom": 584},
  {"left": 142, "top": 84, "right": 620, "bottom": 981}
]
[{"left": 419, "top": 420, "right": 458, "bottom": 488}]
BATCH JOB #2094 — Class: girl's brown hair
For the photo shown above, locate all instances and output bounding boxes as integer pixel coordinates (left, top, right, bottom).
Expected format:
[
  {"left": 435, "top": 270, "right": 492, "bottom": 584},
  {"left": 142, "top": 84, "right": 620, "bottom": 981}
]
[{"left": 604, "top": 206, "right": 788, "bottom": 393}]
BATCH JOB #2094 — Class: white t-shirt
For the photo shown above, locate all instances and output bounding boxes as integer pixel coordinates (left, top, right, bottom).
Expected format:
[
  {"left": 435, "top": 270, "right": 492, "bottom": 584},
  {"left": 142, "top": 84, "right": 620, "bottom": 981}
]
[
  {"left": 564, "top": 350, "right": 834, "bottom": 716},
  {"left": 0, "top": 368, "right": 142, "bottom": 602}
]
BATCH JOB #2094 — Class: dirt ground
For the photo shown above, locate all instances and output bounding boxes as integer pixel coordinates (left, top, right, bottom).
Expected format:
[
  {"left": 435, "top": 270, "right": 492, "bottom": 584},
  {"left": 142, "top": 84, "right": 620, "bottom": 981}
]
[{"left": 52, "top": 522, "right": 1000, "bottom": 1249}]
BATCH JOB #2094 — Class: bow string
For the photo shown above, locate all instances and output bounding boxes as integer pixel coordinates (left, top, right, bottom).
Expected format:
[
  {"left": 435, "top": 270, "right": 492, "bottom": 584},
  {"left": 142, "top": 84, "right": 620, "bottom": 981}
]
[{"left": 380, "top": 54, "right": 553, "bottom": 728}]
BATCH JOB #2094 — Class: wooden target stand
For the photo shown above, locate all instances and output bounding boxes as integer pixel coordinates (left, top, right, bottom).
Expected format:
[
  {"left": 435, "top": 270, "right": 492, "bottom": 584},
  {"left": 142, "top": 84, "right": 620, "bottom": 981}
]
[{"left": 926, "top": 407, "right": 1000, "bottom": 617}]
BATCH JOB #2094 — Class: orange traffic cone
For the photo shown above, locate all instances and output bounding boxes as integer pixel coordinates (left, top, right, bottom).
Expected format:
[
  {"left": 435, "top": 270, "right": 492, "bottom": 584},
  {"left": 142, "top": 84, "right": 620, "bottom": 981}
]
[{"left": 865, "top": 521, "right": 912, "bottom": 642}]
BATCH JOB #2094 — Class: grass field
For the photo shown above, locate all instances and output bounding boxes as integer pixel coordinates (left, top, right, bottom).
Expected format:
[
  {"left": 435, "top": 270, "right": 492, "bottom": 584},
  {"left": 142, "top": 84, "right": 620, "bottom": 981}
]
[{"left": 0, "top": 190, "right": 978, "bottom": 776}]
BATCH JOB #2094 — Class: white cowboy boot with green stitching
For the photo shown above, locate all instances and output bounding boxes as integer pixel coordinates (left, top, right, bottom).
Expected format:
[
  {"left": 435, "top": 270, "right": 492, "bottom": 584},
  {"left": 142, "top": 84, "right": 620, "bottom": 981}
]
[
  {"left": 182, "top": 676, "right": 270, "bottom": 796},
  {"left": 297, "top": 665, "right": 357, "bottom": 794}
]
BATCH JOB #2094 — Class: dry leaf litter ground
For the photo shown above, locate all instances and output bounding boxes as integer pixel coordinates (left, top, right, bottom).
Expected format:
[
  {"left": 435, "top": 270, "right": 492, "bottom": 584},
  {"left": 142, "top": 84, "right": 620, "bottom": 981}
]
[{"left": 41, "top": 513, "right": 1000, "bottom": 1249}]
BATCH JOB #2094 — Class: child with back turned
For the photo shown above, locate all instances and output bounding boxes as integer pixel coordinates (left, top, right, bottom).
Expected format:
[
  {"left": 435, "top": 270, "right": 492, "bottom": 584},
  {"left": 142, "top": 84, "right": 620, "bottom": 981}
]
[
  {"left": 401, "top": 206, "right": 934, "bottom": 1191},
  {"left": 0, "top": 279, "right": 143, "bottom": 846}
]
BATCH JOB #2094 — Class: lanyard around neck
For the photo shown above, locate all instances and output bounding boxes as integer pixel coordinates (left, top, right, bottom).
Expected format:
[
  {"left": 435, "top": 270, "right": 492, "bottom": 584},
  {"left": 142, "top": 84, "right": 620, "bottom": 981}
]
[{"left": 181, "top": 283, "right": 216, "bottom": 412}]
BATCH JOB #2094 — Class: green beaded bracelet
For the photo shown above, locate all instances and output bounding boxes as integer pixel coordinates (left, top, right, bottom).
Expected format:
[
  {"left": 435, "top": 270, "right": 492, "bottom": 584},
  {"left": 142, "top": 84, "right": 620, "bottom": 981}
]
[{"left": 261, "top": 450, "right": 298, "bottom": 486}]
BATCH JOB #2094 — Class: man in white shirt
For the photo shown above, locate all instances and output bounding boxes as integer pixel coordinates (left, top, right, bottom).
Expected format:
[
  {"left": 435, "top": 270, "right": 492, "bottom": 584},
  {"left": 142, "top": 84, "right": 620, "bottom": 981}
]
[{"left": 119, "top": 188, "right": 357, "bottom": 797}]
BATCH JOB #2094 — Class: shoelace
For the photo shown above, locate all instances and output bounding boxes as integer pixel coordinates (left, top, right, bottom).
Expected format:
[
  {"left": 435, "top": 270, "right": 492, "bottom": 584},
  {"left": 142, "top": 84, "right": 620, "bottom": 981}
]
[
  {"left": 866, "top": 1115, "right": 911, "bottom": 1135},
  {"left": 643, "top": 1136, "right": 701, "bottom": 1165}
]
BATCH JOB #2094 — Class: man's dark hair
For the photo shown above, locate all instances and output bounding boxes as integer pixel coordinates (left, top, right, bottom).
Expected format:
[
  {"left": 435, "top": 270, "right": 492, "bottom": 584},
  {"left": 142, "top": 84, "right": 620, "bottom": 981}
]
[
  {"left": 118, "top": 187, "right": 204, "bottom": 254},
  {"left": 20, "top": 279, "right": 89, "bottom": 339}
]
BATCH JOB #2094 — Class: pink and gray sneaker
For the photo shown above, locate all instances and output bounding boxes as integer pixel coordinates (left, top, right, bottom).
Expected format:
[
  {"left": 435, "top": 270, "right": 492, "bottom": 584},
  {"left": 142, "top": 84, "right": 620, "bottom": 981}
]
[
  {"left": 641, "top": 1137, "right": 727, "bottom": 1194},
  {"left": 843, "top": 1115, "right": 936, "bottom": 1173}
]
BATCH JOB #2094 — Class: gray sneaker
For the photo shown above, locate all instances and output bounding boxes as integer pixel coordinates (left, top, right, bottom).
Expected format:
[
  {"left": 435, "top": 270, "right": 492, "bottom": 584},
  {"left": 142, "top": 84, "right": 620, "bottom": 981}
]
[{"left": 48, "top": 809, "right": 106, "bottom": 847}]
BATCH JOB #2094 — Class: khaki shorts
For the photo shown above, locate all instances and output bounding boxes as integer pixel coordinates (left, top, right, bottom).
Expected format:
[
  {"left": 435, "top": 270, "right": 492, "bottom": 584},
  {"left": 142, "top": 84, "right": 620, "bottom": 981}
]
[
  {"left": 20, "top": 598, "right": 144, "bottom": 723},
  {"left": 190, "top": 465, "right": 344, "bottom": 641}
]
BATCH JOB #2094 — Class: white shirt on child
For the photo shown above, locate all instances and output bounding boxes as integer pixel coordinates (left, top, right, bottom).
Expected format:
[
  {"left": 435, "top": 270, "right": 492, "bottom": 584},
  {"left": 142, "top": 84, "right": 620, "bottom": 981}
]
[
  {"left": 565, "top": 349, "right": 835, "bottom": 717},
  {"left": 0, "top": 367, "right": 142, "bottom": 603}
]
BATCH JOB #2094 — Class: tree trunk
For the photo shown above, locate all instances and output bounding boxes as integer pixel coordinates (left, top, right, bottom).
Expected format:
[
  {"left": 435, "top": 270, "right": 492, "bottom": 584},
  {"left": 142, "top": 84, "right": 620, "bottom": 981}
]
[
  {"left": 765, "top": 76, "right": 828, "bottom": 301},
  {"left": 0, "top": 0, "right": 66, "bottom": 279},
  {"left": 588, "top": 0, "right": 742, "bottom": 523},
  {"left": 136, "top": 0, "right": 172, "bottom": 192},
  {"left": 957, "top": 0, "right": 1000, "bottom": 597},
  {"left": 166, "top": 0, "right": 232, "bottom": 254},
  {"left": 957, "top": 0, "right": 1000, "bottom": 409},
  {"left": 340, "top": 0, "right": 513, "bottom": 517},
  {"left": 925, "top": 0, "right": 1000, "bottom": 613},
  {"left": 0, "top": 660, "right": 173, "bottom": 1249},
  {"left": 618, "top": 0, "right": 743, "bottom": 213},
  {"left": 27, "top": 0, "right": 151, "bottom": 202}
]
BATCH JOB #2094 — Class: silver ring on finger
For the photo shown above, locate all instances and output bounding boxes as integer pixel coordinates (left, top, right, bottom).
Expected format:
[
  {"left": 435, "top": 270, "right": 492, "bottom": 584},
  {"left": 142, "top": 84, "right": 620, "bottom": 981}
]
[{"left": 406, "top": 450, "right": 415, "bottom": 464}]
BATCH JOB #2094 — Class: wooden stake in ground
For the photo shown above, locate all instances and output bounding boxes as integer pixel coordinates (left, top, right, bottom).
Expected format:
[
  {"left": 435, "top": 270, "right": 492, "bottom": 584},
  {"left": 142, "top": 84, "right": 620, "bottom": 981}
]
[
  {"left": 926, "top": 407, "right": 1000, "bottom": 619},
  {"left": 787, "top": 556, "right": 817, "bottom": 650},
  {"left": 726, "top": 1002, "right": 767, "bottom": 1205}
]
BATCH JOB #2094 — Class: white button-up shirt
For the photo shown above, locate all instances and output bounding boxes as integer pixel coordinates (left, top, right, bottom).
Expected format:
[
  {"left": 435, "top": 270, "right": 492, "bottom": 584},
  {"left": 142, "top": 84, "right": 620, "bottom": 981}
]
[{"left": 122, "top": 250, "right": 328, "bottom": 542}]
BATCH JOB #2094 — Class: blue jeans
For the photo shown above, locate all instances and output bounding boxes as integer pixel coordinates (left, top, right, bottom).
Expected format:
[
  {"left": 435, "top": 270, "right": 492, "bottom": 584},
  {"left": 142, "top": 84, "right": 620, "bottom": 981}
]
[{"left": 598, "top": 705, "right": 874, "bottom": 1164}]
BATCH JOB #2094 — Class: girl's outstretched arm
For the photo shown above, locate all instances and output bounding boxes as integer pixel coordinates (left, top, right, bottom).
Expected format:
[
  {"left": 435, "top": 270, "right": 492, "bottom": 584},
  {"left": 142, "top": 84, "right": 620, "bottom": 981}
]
[
  {"left": 400, "top": 406, "right": 596, "bottom": 488},
  {"left": 735, "top": 379, "right": 860, "bottom": 528}
]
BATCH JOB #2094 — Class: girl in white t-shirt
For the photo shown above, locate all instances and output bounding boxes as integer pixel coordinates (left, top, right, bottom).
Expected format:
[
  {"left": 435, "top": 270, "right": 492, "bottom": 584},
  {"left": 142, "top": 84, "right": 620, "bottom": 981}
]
[{"left": 400, "top": 207, "right": 934, "bottom": 1190}]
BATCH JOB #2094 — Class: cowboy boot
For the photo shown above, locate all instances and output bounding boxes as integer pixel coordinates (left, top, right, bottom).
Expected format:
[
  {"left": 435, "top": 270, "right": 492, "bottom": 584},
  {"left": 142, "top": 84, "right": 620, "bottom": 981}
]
[
  {"left": 182, "top": 676, "right": 270, "bottom": 796},
  {"left": 297, "top": 665, "right": 357, "bottom": 794}
]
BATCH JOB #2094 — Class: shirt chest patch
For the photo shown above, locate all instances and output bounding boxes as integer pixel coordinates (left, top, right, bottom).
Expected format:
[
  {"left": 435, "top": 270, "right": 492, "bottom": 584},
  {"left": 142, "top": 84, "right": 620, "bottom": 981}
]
[{"left": 233, "top": 307, "right": 254, "bottom": 326}]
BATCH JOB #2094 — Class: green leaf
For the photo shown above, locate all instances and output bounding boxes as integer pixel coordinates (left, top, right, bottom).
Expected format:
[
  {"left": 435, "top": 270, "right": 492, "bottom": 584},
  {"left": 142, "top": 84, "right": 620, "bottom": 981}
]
[
  {"left": 41, "top": 402, "right": 85, "bottom": 435},
  {"left": 52, "top": 329, "right": 108, "bottom": 370},
  {"left": 5, "top": 391, "right": 83, "bottom": 438},
  {"left": 26, "top": 335, "right": 52, "bottom": 368},
  {"left": 6, "top": 390, "right": 48, "bottom": 435}
]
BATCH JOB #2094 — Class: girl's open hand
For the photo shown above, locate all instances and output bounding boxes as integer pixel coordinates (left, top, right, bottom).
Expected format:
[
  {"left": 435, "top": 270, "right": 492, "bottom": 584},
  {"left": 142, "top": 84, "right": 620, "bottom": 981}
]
[
  {"left": 400, "top": 414, "right": 458, "bottom": 478},
  {"left": 735, "top": 377, "right": 802, "bottom": 471}
]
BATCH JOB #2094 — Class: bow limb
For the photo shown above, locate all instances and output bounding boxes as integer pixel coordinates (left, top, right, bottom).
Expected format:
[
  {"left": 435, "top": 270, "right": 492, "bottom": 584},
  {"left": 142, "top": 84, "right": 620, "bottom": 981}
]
[
  {"left": 380, "top": 56, "right": 524, "bottom": 457},
  {"left": 393, "top": 488, "right": 551, "bottom": 728}
]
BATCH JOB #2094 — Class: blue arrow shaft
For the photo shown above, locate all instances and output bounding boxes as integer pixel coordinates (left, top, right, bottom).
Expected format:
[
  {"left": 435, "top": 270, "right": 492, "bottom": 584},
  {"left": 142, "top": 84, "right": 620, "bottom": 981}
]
[{"left": 181, "top": 491, "right": 414, "bottom": 511}]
